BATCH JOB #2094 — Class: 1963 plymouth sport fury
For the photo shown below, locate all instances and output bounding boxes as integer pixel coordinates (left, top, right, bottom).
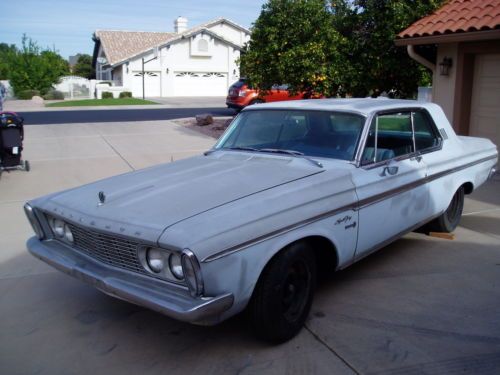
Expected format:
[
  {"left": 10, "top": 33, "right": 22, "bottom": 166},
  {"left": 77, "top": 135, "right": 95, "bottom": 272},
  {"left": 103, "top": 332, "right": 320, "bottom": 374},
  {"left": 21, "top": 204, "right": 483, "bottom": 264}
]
[{"left": 25, "top": 99, "right": 497, "bottom": 342}]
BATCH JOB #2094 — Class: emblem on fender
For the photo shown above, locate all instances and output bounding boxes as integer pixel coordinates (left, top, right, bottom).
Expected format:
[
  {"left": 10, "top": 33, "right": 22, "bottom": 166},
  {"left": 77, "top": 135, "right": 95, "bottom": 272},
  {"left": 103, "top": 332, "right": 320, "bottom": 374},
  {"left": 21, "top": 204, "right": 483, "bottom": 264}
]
[{"left": 98, "top": 191, "right": 106, "bottom": 205}]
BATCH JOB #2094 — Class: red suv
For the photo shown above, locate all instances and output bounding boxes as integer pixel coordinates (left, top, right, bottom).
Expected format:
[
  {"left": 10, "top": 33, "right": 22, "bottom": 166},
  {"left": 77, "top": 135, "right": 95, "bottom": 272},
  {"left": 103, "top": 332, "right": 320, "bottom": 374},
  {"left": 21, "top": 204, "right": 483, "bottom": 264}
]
[{"left": 226, "top": 79, "right": 319, "bottom": 110}]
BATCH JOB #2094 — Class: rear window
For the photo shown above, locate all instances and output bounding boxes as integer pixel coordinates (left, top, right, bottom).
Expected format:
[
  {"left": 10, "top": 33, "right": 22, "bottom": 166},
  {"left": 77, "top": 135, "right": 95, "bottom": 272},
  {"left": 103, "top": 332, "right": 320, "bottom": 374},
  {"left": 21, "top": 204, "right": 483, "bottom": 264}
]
[{"left": 230, "top": 79, "right": 247, "bottom": 89}]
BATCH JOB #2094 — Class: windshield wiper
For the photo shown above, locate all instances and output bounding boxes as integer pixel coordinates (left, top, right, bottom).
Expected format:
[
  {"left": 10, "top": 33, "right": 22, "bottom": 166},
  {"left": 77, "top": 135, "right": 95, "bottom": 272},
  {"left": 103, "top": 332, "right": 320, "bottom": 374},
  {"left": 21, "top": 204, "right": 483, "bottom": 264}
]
[
  {"left": 228, "top": 146, "right": 259, "bottom": 152},
  {"left": 259, "top": 148, "right": 323, "bottom": 168}
]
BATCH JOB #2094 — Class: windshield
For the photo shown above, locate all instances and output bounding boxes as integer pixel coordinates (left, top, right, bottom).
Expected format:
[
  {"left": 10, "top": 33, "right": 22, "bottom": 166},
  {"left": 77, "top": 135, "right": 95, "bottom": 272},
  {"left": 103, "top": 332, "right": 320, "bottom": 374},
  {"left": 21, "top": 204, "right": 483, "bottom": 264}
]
[{"left": 215, "top": 110, "right": 366, "bottom": 161}]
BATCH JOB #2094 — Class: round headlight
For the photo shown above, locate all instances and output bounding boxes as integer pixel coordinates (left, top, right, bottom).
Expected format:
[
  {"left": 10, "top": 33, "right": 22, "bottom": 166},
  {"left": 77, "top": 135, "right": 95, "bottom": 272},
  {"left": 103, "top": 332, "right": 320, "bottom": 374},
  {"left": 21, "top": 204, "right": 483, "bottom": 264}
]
[
  {"left": 51, "top": 219, "right": 65, "bottom": 238},
  {"left": 169, "top": 253, "right": 184, "bottom": 280},
  {"left": 63, "top": 224, "right": 74, "bottom": 243},
  {"left": 146, "top": 248, "right": 165, "bottom": 273}
]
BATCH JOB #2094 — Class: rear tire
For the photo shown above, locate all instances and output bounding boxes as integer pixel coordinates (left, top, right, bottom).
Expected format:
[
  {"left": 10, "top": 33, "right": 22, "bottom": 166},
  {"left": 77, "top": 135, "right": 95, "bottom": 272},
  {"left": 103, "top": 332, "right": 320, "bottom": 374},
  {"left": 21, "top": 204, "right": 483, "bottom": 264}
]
[
  {"left": 425, "top": 186, "right": 464, "bottom": 233},
  {"left": 249, "top": 242, "right": 316, "bottom": 343}
]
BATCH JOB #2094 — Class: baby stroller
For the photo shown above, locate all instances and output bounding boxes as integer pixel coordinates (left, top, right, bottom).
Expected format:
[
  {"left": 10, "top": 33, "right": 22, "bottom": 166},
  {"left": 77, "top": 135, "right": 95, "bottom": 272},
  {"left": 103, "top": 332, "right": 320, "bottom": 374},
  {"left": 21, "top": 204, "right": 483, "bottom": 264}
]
[{"left": 0, "top": 112, "right": 30, "bottom": 177}]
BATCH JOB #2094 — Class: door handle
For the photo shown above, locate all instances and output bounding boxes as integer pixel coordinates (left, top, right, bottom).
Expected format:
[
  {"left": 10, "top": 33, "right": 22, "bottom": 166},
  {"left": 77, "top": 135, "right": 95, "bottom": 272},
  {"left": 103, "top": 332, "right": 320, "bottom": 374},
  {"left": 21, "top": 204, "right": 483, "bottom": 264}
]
[{"left": 380, "top": 165, "right": 399, "bottom": 176}]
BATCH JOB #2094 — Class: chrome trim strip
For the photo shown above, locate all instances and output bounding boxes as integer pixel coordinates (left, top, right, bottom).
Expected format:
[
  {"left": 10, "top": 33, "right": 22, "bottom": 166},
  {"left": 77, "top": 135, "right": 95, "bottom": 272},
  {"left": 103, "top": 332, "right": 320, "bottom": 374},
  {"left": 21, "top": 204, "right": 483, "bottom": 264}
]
[
  {"left": 202, "top": 202, "right": 358, "bottom": 263},
  {"left": 202, "top": 154, "right": 497, "bottom": 263}
]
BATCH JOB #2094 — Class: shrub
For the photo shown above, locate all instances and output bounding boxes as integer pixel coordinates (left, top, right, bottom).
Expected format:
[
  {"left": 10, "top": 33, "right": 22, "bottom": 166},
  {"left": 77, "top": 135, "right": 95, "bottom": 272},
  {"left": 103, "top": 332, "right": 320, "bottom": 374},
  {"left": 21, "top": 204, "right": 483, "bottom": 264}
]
[
  {"left": 101, "top": 91, "right": 113, "bottom": 99},
  {"left": 119, "top": 91, "right": 132, "bottom": 98},
  {"left": 17, "top": 89, "right": 40, "bottom": 100},
  {"left": 43, "top": 90, "right": 65, "bottom": 100}
]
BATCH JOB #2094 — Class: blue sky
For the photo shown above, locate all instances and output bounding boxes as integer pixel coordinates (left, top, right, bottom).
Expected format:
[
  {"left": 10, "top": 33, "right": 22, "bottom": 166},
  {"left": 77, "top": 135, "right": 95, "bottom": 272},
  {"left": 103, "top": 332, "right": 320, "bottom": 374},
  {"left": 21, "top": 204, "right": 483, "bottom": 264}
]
[{"left": 0, "top": 0, "right": 267, "bottom": 59}]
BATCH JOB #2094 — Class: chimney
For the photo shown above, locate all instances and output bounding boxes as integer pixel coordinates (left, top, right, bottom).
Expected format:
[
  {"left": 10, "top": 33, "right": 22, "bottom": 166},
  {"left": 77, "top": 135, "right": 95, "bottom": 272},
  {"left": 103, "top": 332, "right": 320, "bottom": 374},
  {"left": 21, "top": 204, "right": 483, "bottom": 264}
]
[{"left": 174, "top": 16, "right": 188, "bottom": 33}]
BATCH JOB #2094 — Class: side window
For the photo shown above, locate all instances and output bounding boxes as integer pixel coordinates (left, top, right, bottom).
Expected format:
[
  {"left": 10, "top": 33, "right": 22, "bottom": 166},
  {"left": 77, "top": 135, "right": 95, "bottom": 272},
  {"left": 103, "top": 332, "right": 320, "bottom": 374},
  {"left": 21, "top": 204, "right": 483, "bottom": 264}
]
[
  {"left": 413, "top": 111, "right": 441, "bottom": 151},
  {"left": 362, "top": 112, "right": 414, "bottom": 164}
]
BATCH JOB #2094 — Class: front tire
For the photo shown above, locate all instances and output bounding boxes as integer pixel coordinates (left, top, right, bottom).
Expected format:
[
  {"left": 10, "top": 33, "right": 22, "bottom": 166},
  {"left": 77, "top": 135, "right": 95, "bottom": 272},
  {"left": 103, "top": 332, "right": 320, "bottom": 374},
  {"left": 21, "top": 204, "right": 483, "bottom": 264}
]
[
  {"left": 426, "top": 186, "right": 465, "bottom": 233},
  {"left": 249, "top": 242, "right": 316, "bottom": 343}
]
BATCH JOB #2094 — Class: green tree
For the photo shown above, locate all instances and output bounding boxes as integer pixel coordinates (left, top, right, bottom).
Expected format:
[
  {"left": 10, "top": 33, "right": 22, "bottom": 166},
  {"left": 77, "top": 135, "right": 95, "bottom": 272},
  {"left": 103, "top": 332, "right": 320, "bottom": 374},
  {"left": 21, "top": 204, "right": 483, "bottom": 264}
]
[
  {"left": 0, "top": 43, "right": 18, "bottom": 80},
  {"left": 240, "top": 0, "right": 346, "bottom": 97},
  {"left": 73, "top": 54, "right": 95, "bottom": 79},
  {"left": 331, "top": 0, "right": 444, "bottom": 97},
  {"left": 7, "top": 35, "right": 69, "bottom": 96}
]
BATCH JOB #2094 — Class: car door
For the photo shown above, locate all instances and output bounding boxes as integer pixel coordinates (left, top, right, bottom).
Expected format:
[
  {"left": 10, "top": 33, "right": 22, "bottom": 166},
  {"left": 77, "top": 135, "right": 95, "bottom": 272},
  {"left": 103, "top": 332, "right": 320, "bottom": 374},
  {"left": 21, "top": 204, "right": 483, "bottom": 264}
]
[{"left": 351, "top": 110, "right": 430, "bottom": 260}]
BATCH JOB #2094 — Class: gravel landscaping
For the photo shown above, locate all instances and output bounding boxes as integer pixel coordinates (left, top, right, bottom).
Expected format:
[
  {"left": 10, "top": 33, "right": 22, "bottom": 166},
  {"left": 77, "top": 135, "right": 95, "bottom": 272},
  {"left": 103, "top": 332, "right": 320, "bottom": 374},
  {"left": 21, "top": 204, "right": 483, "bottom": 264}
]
[{"left": 173, "top": 116, "right": 234, "bottom": 139}]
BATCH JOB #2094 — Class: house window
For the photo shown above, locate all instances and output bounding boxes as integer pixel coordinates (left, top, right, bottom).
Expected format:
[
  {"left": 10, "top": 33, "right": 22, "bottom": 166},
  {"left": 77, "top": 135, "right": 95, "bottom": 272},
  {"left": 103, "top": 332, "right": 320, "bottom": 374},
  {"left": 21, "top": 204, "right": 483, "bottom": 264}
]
[{"left": 198, "top": 39, "right": 209, "bottom": 52}]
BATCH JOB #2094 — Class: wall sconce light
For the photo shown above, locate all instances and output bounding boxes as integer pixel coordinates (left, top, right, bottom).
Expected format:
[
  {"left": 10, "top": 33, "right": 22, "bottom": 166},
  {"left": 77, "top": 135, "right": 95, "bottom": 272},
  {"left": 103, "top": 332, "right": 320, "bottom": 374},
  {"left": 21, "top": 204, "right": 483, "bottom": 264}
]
[
  {"left": 439, "top": 57, "right": 452, "bottom": 76},
  {"left": 233, "top": 69, "right": 236, "bottom": 75},
  {"left": 166, "top": 68, "right": 169, "bottom": 74}
]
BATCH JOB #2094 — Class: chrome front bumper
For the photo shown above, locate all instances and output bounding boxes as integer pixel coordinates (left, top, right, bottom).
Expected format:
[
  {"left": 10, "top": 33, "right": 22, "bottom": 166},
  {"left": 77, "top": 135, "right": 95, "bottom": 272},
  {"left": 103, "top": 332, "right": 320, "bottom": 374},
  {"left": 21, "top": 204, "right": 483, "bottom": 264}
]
[{"left": 27, "top": 237, "right": 234, "bottom": 325}]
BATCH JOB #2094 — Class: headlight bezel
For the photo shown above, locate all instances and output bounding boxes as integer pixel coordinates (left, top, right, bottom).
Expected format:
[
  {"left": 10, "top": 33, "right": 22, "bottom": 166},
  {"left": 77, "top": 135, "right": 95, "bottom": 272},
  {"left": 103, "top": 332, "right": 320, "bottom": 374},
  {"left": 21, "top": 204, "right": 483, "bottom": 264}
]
[
  {"left": 24, "top": 203, "right": 45, "bottom": 239},
  {"left": 181, "top": 249, "right": 204, "bottom": 297}
]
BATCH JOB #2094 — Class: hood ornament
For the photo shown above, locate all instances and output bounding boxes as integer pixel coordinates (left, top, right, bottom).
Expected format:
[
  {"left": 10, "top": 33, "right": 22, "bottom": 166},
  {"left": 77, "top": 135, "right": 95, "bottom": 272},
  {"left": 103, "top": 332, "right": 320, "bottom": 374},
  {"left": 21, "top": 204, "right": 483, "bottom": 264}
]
[{"left": 98, "top": 191, "right": 106, "bottom": 205}]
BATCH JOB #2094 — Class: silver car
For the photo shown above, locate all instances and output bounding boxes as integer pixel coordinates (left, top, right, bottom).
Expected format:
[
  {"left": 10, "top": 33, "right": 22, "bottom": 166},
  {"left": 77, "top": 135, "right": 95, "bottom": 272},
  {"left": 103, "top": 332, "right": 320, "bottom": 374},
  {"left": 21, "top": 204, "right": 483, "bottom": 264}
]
[{"left": 25, "top": 99, "right": 498, "bottom": 342}]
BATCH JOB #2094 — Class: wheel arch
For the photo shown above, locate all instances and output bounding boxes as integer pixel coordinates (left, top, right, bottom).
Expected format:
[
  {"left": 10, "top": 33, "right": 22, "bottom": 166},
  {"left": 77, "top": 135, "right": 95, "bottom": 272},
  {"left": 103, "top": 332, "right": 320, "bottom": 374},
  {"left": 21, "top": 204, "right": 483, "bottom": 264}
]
[
  {"left": 462, "top": 181, "right": 474, "bottom": 195},
  {"left": 250, "top": 235, "right": 339, "bottom": 299}
]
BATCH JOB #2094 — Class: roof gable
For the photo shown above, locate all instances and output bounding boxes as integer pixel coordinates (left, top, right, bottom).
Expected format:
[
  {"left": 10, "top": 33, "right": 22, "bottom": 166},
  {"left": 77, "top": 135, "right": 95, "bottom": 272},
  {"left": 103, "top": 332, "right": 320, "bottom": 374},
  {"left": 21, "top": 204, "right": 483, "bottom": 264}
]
[
  {"left": 94, "top": 18, "right": 250, "bottom": 67},
  {"left": 398, "top": 0, "right": 500, "bottom": 39},
  {"left": 94, "top": 30, "right": 176, "bottom": 66}
]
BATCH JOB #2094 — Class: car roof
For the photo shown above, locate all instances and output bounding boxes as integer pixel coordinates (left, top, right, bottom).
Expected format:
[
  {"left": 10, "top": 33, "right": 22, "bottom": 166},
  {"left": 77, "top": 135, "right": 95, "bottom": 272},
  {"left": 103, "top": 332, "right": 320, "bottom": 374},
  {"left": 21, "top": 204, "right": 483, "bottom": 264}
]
[{"left": 242, "top": 98, "right": 435, "bottom": 116}]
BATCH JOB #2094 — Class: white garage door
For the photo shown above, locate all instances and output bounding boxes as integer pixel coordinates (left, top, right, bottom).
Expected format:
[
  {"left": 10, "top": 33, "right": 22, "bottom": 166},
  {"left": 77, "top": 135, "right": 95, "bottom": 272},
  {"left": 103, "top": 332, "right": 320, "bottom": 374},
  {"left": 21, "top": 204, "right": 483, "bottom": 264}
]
[
  {"left": 470, "top": 54, "right": 500, "bottom": 147},
  {"left": 173, "top": 72, "right": 228, "bottom": 96},
  {"left": 131, "top": 71, "right": 161, "bottom": 98}
]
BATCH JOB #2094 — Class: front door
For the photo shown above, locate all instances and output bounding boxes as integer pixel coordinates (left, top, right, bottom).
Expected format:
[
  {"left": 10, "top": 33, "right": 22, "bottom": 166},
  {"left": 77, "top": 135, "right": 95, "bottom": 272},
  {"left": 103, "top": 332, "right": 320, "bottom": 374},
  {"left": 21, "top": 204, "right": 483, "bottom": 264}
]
[{"left": 351, "top": 111, "right": 430, "bottom": 260}]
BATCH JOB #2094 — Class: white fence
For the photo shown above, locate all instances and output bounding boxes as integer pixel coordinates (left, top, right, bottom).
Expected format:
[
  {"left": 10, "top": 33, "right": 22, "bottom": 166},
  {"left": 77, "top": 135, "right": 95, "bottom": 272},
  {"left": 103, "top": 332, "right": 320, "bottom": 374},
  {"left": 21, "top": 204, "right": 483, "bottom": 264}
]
[
  {"left": 54, "top": 76, "right": 91, "bottom": 99},
  {"left": 0, "top": 80, "right": 14, "bottom": 99}
]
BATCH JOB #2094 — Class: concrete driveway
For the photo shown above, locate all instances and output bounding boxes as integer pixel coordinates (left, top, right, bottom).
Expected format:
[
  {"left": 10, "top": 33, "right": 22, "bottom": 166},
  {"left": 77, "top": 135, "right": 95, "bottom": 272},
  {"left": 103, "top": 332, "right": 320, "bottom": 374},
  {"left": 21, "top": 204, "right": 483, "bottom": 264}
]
[{"left": 1, "top": 121, "right": 499, "bottom": 375}]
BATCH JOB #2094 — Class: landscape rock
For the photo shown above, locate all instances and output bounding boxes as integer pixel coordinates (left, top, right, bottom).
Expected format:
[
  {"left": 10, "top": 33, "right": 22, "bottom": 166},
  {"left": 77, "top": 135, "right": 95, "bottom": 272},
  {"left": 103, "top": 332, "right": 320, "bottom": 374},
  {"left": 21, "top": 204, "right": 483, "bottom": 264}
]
[
  {"left": 195, "top": 113, "right": 214, "bottom": 126},
  {"left": 31, "top": 96, "right": 44, "bottom": 103}
]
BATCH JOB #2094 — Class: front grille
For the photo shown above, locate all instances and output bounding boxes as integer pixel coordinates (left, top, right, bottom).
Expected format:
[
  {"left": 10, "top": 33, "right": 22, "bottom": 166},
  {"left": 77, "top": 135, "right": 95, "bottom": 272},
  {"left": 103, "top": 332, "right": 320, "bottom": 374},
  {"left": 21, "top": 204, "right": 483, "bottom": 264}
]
[{"left": 67, "top": 223, "right": 145, "bottom": 274}]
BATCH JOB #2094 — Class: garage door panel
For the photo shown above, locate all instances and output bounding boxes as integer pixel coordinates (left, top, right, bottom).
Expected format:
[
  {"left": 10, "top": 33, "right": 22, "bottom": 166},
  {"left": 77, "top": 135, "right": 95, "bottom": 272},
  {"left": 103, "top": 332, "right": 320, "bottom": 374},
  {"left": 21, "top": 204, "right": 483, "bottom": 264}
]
[
  {"left": 470, "top": 54, "right": 500, "bottom": 147},
  {"left": 173, "top": 72, "right": 227, "bottom": 96},
  {"left": 131, "top": 71, "right": 161, "bottom": 98}
]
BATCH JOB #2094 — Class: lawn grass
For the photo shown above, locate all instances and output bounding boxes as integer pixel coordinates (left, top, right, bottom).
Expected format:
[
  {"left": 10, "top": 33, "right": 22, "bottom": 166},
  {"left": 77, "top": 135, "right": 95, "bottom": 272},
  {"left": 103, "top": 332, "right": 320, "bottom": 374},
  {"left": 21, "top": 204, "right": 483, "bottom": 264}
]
[{"left": 46, "top": 98, "right": 159, "bottom": 107}]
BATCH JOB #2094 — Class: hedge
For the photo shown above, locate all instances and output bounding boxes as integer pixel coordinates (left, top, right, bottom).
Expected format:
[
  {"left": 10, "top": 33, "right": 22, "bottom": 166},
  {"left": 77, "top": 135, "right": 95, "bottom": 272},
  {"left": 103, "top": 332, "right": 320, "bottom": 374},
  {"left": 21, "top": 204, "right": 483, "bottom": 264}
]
[
  {"left": 119, "top": 91, "right": 132, "bottom": 98},
  {"left": 17, "top": 90, "right": 41, "bottom": 100}
]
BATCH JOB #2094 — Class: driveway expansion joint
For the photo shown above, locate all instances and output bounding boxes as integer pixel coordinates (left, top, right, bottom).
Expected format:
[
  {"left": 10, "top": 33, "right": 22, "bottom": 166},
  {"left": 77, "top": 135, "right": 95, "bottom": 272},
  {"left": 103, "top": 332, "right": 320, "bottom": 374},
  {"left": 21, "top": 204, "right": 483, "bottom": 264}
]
[{"left": 304, "top": 323, "right": 360, "bottom": 375}]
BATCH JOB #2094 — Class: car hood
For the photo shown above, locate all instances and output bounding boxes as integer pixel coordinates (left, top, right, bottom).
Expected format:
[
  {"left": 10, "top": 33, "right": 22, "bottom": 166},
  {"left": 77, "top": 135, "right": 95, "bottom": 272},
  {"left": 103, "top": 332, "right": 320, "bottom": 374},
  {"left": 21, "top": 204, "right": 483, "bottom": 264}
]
[{"left": 39, "top": 153, "right": 323, "bottom": 240}]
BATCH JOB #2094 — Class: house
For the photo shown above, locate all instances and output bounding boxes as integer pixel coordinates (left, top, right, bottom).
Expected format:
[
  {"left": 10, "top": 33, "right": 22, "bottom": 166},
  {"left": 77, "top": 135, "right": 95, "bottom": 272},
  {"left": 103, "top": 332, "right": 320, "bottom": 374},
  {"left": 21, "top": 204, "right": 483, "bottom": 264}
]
[
  {"left": 395, "top": 0, "right": 500, "bottom": 147},
  {"left": 92, "top": 17, "right": 250, "bottom": 97}
]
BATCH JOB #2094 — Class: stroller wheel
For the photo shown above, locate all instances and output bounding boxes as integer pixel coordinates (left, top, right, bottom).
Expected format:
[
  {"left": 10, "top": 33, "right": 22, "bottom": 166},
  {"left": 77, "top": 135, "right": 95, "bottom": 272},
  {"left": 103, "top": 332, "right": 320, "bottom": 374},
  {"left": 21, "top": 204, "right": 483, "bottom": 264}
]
[{"left": 24, "top": 160, "right": 30, "bottom": 172}]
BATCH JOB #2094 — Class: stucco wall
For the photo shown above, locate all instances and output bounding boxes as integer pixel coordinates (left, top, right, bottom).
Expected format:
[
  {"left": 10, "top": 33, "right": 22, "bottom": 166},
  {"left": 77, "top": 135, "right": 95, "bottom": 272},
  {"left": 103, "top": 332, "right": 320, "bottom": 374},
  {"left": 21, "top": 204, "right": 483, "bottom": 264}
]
[{"left": 432, "top": 43, "right": 459, "bottom": 125}]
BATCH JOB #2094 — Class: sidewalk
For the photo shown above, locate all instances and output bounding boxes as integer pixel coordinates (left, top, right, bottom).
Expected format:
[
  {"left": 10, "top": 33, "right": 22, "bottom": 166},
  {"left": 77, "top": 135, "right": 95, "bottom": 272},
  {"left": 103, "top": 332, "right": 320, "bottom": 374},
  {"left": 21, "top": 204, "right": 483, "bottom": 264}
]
[{"left": 3, "top": 96, "right": 227, "bottom": 112}]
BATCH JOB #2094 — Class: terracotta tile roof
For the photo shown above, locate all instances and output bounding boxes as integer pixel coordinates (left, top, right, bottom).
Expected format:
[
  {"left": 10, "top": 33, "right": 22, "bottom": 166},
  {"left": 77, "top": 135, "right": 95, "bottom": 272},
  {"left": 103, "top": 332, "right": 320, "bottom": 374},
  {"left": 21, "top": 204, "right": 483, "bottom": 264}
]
[
  {"left": 95, "top": 18, "right": 250, "bottom": 66},
  {"left": 398, "top": 0, "right": 500, "bottom": 39},
  {"left": 95, "top": 31, "right": 176, "bottom": 66}
]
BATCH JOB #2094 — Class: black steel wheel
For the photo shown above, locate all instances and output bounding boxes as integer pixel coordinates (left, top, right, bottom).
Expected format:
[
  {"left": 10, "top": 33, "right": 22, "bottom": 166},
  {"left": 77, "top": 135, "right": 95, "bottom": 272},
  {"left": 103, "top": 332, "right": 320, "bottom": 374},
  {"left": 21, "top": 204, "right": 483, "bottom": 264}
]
[
  {"left": 249, "top": 242, "right": 316, "bottom": 343},
  {"left": 426, "top": 186, "right": 465, "bottom": 233}
]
